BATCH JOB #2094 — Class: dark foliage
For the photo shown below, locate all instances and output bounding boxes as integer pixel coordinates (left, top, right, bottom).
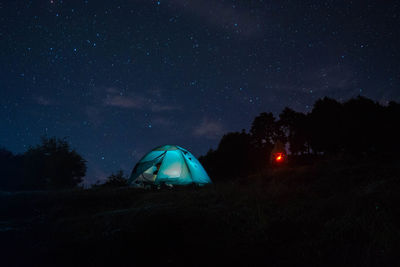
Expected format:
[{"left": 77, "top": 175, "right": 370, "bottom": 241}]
[
  {"left": 279, "top": 107, "right": 310, "bottom": 155},
  {"left": 0, "top": 137, "right": 86, "bottom": 191},
  {"left": 95, "top": 170, "right": 129, "bottom": 188},
  {"left": 309, "top": 97, "right": 345, "bottom": 154},
  {"left": 200, "top": 130, "right": 252, "bottom": 179},
  {"left": 200, "top": 96, "right": 400, "bottom": 181},
  {"left": 0, "top": 148, "right": 24, "bottom": 190},
  {"left": 1, "top": 157, "right": 399, "bottom": 267}
]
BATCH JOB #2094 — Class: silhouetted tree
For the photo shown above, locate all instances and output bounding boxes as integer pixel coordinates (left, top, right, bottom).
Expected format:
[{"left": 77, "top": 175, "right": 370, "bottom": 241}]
[
  {"left": 200, "top": 130, "right": 252, "bottom": 180},
  {"left": 342, "top": 96, "right": 382, "bottom": 155},
  {"left": 384, "top": 101, "right": 400, "bottom": 155},
  {"left": 198, "top": 148, "right": 219, "bottom": 179},
  {"left": 309, "top": 97, "right": 344, "bottom": 154},
  {"left": 101, "top": 170, "right": 128, "bottom": 187},
  {"left": 0, "top": 148, "right": 24, "bottom": 190},
  {"left": 199, "top": 96, "right": 400, "bottom": 180},
  {"left": 279, "top": 107, "right": 310, "bottom": 155},
  {"left": 23, "top": 137, "right": 86, "bottom": 189},
  {"left": 249, "top": 112, "right": 285, "bottom": 169},
  {"left": 250, "top": 112, "right": 276, "bottom": 150}
]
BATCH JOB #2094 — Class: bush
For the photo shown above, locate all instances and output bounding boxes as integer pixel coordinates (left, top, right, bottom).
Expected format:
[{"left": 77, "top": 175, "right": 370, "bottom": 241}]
[
  {"left": 100, "top": 170, "right": 129, "bottom": 187},
  {"left": 0, "top": 137, "right": 87, "bottom": 191},
  {"left": 23, "top": 137, "right": 87, "bottom": 189}
]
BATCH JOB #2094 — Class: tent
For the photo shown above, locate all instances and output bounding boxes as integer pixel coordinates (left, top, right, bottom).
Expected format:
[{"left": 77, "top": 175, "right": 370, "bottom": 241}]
[{"left": 128, "top": 145, "right": 212, "bottom": 187}]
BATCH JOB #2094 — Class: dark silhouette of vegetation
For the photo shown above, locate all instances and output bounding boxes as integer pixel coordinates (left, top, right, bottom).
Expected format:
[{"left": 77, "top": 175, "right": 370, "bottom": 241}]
[
  {"left": 1, "top": 97, "right": 399, "bottom": 267},
  {"left": 0, "top": 137, "right": 86, "bottom": 191},
  {"left": 279, "top": 107, "right": 310, "bottom": 155},
  {"left": 200, "top": 96, "right": 400, "bottom": 181},
  {"left": 2, "top": 156, "right": 399, "bottom": 267},
  {"left": 200, "top": 130, "right": 252, "bottom": 179},
  {"left": 0, "top": 148, "right": 24, "bottom": 190},
  {"left": 95, "top": 170, "right": 129, "bottom": 188}
]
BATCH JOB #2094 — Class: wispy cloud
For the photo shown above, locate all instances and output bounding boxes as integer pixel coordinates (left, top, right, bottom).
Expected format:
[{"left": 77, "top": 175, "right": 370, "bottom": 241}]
[
  {"left": 151, "top": 105, "right": 180, "bottom": 112},
  {"left": 167, "top": 0, "right": 262, "bottom": 38},
  {"left": 85, "top": 106, "right": 103, "bottom": 127},
  {"left": 193, "top": 118, "right": 225, "bottom": 139},
  {"left": 104, "top": 95, "right": 146, "bottom": 109},
  {"left": 306, "top": 65, "right": 356, "bottom": 91},
  {"left": 103, "top": 88, "right": 180, "bottom": 112},
  {"left": 34, "top": 96, "right": 56, "bottom": 106},
  {"left": 152, "top": 116, "right": 175, "bottom": 127}
]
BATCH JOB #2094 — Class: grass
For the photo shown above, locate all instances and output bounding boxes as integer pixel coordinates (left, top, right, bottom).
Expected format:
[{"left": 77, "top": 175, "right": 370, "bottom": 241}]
[{"left": 1, "top": 156, "right": 399, "bottom": 266}]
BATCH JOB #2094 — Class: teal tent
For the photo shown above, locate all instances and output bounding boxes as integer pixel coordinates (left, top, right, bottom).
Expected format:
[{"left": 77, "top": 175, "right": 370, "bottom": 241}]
[{"left": 128, "top": 145, "right": 212, "bottom": 186}]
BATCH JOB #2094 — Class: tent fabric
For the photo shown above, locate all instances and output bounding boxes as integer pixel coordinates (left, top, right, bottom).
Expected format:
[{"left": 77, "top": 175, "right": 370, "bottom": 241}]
[{"left": 129, "top": 145, "right": 212, "bottom": 186}]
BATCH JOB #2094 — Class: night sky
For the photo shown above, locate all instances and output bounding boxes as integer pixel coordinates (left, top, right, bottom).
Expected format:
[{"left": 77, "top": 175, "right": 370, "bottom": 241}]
[{"left": 1, "top": 0, "right": 399, "bottom": 184}]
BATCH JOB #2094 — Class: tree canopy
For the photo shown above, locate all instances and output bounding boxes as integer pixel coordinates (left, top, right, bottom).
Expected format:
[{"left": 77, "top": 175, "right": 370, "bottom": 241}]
[
  {"left": 200, "top": 96, "right": 400, "bottom": 181},
  {"left": 0, "top": 137, "right": 86, "bottom": 191}
]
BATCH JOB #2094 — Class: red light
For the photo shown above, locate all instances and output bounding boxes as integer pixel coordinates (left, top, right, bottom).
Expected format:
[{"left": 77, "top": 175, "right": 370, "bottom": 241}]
[{"left": 275, "top": 153, "right": 284, "bottom": 162}]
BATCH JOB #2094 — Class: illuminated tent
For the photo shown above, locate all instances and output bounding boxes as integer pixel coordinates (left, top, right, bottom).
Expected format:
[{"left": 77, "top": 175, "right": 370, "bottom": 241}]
[{"left": 128, "top": 145, "right": 212, "bottom": 186}]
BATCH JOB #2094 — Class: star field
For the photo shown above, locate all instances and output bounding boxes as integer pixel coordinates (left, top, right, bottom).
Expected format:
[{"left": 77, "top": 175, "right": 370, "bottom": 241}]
[{"left": 1, "top": 0, "right": 399, "bottom": 184}]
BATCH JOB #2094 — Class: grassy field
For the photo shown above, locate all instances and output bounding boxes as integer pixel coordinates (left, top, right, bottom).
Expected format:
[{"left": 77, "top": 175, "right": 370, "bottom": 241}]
[{"left": 1, "top": 157, "right": 399, "bottom": 266}]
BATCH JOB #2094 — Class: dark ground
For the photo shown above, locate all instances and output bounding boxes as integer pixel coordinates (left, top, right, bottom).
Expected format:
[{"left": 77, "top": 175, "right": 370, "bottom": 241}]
[{"left": 1, "top": 157, "right": 400, "bottom": 267}]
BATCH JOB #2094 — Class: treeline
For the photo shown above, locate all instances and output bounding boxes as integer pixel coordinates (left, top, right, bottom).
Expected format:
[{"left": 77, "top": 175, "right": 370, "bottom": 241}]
[
  {"left": 199, "top": 96, "right": 400, "bottom": 180},
  {"left": 0, "top": 137, "right": 86, "bottom": 191}
]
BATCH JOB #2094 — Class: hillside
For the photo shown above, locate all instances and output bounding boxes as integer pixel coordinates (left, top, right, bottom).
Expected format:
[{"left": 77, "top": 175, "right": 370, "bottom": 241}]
[{"left": 1, "top": 157, "right": 399, "bottom": 266}]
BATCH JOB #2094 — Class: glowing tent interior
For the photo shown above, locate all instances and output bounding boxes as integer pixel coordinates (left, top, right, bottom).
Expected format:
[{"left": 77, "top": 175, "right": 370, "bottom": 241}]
[{"left": 128, "top": 145, "right": 212, "bottom": 186}]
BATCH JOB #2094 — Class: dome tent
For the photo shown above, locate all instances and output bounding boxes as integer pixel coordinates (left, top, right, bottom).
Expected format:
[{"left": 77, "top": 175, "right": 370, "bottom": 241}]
[{"left": 128, "top": 145, "right": 212, "bottom": 187}]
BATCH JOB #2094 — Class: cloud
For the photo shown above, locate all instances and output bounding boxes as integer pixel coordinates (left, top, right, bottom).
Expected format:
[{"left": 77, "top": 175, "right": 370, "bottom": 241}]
[
  {"left": 193, "top": 118, "right": 225, "bottom": 139},
  {"left": 252, "top": 64, "right": 359, "bottom": 112},
  {"left": 103, "top": 88, "right": 180, "bottom": 112},
  {"left": 302, "top": 65, "right": 356, "bottom": 92},
  {"left": 104, "top": 95, "right": 146, "bottom": 109},
  {"left": 167, "top": 0, "right": 261, "bottom": 38},
  {"left": 151, "top": 105, "right": 180, "bottom": 112},
  {"left": 34, "top": 96, "right": 55, "bottom": 106},
  {"left": 85, "top": 106, "right": 103, "bottom": 127},
  {"left": 152, "top": 116, "right": 175, "bottom": 127}
]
